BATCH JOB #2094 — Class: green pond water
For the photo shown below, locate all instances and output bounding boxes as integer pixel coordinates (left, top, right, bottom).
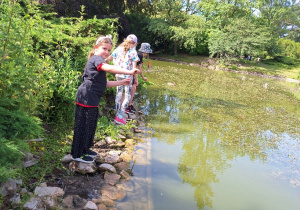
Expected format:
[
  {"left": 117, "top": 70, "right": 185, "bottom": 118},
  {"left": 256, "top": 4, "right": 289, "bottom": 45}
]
[{"left": 117, "top": 60, "right": 300, "bottom": 210}]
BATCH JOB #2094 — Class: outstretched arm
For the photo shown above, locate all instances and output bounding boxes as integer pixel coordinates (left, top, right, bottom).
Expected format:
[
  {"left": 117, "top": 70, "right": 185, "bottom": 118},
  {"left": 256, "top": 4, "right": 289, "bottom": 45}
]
[
  {"left": 101, "top": 63, "right": 140, "bottom": 75},
  {"left": 106, "top": 78, "right": 131, "bottom": 88},
  {"left": 138, "top": 64, "right": 147, "bottom": 81}
]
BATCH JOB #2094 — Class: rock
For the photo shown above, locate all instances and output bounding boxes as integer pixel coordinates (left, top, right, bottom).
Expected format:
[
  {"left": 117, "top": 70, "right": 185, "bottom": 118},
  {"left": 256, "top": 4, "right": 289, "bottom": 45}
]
[
  {"left": 9, "top": 193, "right": 21, "bottom": 207},
  {"left": 128, "top": 113, "right": 137, "bottom": 120},
  {"left": 83, "top": 201, "right": 98, "bottom": 210},
  {"left": 120, "top": 151, "right": 133, "bottom": 162},
  {"left": 22, "top": 152, "right": 40, "bottom": 168},
  {"left": 23, "top": 158, "right": 40, "bottom": 168},
  {"left": 15, "top": 179, "right": 22, "bottom": 186},
  {"left": 100, "top": 184, "right": 126, "bottom": 201},
  {"left": 1, "top": 178, "right": 18, "bottom": 196},
  {"left": 33, "top": 186, "right": 64, "bottom": 208},
  {"left": 117, "top": 181, "right": 134, "bottom": 192},
  {"left": 92, "top": 196, "right": 115, "bottom": 206},
  {"left": 23, "top": 197, "right": 43, "bottom": 210},
  {"left": 104, "top": 154, "right": 122, "bottom": 164},
  {"left": 115, "top": 134, "right": 126, "bottom": 141},
  {"left": 97, "top": 203, "right": 107, "bottom": 210},
  {"left": 20, "top": 188, "right": 28, "bottom": 194},
  {"left": 110, "top": 141, "right": 126, "bottom": 148},
  {"left": 34, "top": 186, "right": 64, "bottom": 198},
  {"left": 120, "top": 170, "right": 131, "bottom": 180},
  {"left": 62, "top": 195, "right": 87, "bottom": 209},
  {"left": 95, "top": 156, "right": 105, "bottom": 163},
  {"left": 94, "top": 140, "right": 106, "bottom": 147},
  {"left": 105, "top": 136, "right": 117, "bottom": 144},
  {"left": 69, "top": 161, "right": 97, "bottom": 174},
  {"left": 61, "top": 154, "right": 73, "bottom": 163},
  {"left": 114, "top": 162, "right": 130, "bottom": 172},
  {"left": 98, "top": 163, "right": 117, "bottom": 173},
  {"left": 134, "top": 128, "right": 143, "bottom": 133},
  {"left": 104, "top": 172, "right": 121, "bottom": 186}
]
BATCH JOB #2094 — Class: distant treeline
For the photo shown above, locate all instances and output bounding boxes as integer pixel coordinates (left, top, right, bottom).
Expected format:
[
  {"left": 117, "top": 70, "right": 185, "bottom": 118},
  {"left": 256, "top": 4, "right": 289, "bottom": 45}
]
[{"left": 37, "top": 0, "right": 300, "bottom": 58}]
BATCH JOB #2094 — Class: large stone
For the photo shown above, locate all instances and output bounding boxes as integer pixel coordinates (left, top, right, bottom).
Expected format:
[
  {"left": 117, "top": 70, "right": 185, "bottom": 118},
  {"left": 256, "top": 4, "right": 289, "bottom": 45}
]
[
  {"left": 104, "top": 154, "right": 122, "bottom": 164},
  {"left": 1, "top": 178, "right": 17, "bottom": 196},
  {"left": 34, "top": 186, "right": 64, "bottom": 198},
  {"left": 94, "top": 140, "right": 106, "bottom": 147},
  {"left": 110, "top": 141, "right": 126, "bottom": 148},
  {"left": 120, "top": 170, "right": 131, "bottom": 180},
  {"left": 114, "top": 162, "right": 130, "bottom": 172},
  {"left": 92, "top": 196, "right": 115, "bottom": 206},
  {"left": 97, "top": 203, "right": 107, "bottom": 210},
  {"left": 23, "top": 197, "right": 43, "bottom": 210},
  {"left": 104, "top": 172, "right": 121, "bottom": 186},
  {"left": 120, "top": 151, "right": 133, "bottom": 162},
  {"left": 9, "top": 193, "right": 21, "bottom": 207},
  {"left": 105, "top": 137, "right": 117, "bottom": 145},
  {"left": 62, "top": 195, "right": 87, "bottom": 209},
  {"left": 83, "top": 201, "right": 97, "bottom": 210},
  {"left": 61, "top": 154, "right": 73, "bottom": 163},
  {"left": 98, "top": 163, "right": 117, "bottom": 173},
  {"left": 69, "top": 161, "right": 97, "bottom": 174},
  {"left": 100, "top": 184, "right": 126, "bottom": 201}
]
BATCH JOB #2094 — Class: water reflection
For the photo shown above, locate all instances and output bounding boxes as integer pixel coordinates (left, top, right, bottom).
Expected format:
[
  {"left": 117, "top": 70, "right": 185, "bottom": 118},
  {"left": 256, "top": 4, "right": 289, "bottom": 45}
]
[{"left": 137, "top": 60, "right": 300, "bottom": 209}]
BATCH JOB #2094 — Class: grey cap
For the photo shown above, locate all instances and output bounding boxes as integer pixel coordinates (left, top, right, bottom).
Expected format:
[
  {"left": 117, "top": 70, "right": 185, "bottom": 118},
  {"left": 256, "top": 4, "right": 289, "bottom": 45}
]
[{"left": 138, "top": 43, "right": 152, "bottom": 53}]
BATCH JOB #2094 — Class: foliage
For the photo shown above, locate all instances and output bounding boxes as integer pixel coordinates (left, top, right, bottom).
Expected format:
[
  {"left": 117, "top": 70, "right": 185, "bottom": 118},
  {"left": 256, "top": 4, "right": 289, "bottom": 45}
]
[
  {"left": 0, "top": 105, "right": 43, "bottom": 140},
  {"left": 0, "top": 0, "right": 119, "bottom": 183},
  {"left": 0, "top": 138, "right": 27, "bottom": 183},
  {"left": 208, "top": 18, "right": 272, "bottom": 59},
  {"left": 277, "top": 38, "right": 300, "bottom": 59},
  {"left": 170, "top": 15, "right": 208, "bottom": 55}
]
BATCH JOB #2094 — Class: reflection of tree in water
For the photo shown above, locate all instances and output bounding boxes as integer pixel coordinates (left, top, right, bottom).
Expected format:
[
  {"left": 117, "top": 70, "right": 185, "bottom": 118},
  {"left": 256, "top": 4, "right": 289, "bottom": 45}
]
[{"left": 178, "top": 128, "right": 229, "bottom": 209}]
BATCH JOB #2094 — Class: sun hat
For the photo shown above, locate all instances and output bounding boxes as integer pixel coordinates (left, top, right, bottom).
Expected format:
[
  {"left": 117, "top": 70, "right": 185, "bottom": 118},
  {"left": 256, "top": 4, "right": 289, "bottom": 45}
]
[
  {"left": 126, "top": 34, "right": 138, "bottom": 43},
  {"left": 138, "top": 43, "right": 152, "bottom": 53}
]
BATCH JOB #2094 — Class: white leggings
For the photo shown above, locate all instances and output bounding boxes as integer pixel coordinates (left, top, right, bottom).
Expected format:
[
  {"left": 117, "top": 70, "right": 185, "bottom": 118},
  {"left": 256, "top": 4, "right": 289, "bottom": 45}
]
[{"left": 115, "top": 76, "right": 133, "bottom": 117}]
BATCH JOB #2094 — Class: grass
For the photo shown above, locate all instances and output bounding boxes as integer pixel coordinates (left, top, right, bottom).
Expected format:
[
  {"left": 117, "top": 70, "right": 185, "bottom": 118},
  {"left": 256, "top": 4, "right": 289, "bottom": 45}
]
[{"left": 155, "top": 53, "right": 300, "bottom": 80}]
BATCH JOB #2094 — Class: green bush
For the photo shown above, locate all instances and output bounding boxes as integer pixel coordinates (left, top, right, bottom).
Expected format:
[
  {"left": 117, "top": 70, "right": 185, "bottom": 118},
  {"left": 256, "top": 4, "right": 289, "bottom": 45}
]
[
  {"left": 0, "top": 138, "right": 27, "bottom": 183},
  {"left": 274, "top": 56, "right": 296, "bottom": 65}
]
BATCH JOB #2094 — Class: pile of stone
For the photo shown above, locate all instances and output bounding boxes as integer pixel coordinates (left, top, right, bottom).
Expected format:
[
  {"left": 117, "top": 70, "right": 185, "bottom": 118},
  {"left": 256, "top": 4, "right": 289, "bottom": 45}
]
[{"left": 1, "top": 110, "right": 145, "bottom": 209}]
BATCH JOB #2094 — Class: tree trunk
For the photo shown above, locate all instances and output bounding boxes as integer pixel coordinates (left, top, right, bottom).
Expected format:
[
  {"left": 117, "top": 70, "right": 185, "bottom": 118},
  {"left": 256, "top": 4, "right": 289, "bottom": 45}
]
[{"left": 174, "top": 41, "right": 178, "bottom": 55}]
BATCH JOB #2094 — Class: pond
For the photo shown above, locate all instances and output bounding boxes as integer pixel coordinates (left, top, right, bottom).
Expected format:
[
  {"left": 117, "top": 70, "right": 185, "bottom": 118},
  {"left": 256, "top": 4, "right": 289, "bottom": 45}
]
[{"left": 116, "top": 60, "right": 300, "bottom": 210}]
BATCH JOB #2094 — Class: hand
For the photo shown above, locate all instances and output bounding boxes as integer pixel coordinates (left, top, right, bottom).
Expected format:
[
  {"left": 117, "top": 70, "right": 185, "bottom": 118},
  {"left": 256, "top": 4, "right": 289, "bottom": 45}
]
[
  {"left": 132, "top": 68, "right": 140, "bottom": 74},
  {"left": 134, "top": 81, "right": 139, "bottom": 87},
  {"left": 122, "top": 78, "right": 131, "bottom": 86},
  {"left": 143, "top": 77, "right": 147, "bottom": 82}
]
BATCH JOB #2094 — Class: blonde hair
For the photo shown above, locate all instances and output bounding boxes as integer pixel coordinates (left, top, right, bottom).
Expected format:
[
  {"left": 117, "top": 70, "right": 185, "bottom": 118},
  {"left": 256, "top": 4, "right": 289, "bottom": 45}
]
[
  {"left": 118, "top": 35, "right": 136, "bottom": 53},
  {"left": 88, "top": 35, "right": 113, "bottom": 59}
]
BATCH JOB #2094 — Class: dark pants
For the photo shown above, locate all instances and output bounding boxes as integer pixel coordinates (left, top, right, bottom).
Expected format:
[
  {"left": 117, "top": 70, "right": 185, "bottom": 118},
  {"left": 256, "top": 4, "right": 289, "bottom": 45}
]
[{"left": 71, "top": 105, "right": 98, "bottom": 158}]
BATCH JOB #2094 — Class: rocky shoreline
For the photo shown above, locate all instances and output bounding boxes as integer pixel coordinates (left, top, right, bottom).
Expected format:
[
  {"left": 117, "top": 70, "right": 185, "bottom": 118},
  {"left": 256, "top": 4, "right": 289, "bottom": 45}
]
[{"left": 1, "top": 110, "right": 148, "bottom": 210}]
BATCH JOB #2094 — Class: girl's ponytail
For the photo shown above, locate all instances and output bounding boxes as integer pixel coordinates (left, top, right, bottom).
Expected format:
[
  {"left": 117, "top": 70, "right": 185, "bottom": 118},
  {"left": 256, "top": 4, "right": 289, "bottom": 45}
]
[{"left": 88, "top": 49, "right": 96, "bottom": 59}]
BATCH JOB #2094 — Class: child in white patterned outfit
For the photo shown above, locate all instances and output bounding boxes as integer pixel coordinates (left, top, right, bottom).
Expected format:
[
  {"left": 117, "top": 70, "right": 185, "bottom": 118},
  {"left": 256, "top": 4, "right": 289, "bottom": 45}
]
[{"left": 107, "top": 34, "right": 140, "bottom": 125}]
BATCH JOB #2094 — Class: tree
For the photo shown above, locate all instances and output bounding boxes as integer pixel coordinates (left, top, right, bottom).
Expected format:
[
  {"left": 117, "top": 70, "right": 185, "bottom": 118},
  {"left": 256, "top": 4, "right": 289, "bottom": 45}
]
[
  {"left": 255, "top": 0, "right": 300, "bottom": 39},
  {"left": 208, "top": 17, "right": 272, "bottom": 58},
  {"left": 148, "top": 0, "right": 206, "bottom": 55}
]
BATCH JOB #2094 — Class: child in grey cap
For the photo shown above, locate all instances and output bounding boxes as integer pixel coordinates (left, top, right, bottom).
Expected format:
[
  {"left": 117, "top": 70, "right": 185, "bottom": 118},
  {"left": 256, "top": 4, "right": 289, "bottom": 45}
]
[{"left": 126, "top": 43, "right": 153, "bottom": 113}]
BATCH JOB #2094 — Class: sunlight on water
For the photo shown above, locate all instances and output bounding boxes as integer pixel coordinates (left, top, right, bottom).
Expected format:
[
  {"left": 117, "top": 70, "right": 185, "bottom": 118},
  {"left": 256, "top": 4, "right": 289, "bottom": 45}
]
[{"left": 134, "top": 60, "right": 300, "bottom": 210}]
